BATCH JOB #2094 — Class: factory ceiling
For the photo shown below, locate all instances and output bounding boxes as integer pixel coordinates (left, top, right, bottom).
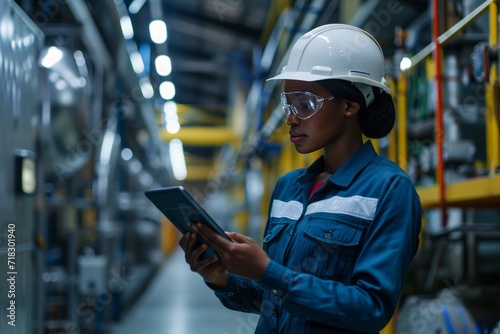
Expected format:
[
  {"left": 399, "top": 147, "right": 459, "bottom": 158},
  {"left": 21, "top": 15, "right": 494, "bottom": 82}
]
[{"left": 15, "top": 0, "right": 438, "bottom": 183}]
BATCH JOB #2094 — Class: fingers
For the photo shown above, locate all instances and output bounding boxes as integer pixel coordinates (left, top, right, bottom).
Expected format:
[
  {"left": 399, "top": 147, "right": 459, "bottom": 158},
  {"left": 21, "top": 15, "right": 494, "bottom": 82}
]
[
  {"left": 192, "top": 223, "right": 232, "bottom": 252},
  {"left": 226, "top": 231, "right": 253, "bottom": 244},
  {"left": 178, "top": 232, "right": 197, "bottom": 253},
  {"left": 178, "top": 232, "right": 191, "bottom": 252},
  {"left": 179, "top": 232, "right": 206, "bottom": 261},
  {"left": 190, "top": 253, "right": 219, "bottom": 272},
  {"left": 179, "top": 232, "right": 221, "bottom": 272}
]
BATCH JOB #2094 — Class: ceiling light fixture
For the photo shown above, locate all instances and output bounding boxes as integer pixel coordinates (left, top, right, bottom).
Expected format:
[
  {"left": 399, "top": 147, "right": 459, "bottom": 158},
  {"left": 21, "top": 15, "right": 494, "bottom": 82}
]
[
  {"left": 40, "top": 46, "right": 63, "bottom": 68},
  {"left": 130, "top": 51, "right": 145, "bottom": 73},
  {"left": 149, "top": 20, "right": 167, "bottom": 44},
  {"left": 163, "top": 101, "right": 177, "bottom": 119},
  {"left": 155, "top": 55, "right": 172, "bottom": 76},
  {"left": 128, "top": 0, "right": 147, "bottom": 14},
  {"left": 139, "top": 77, "right": 154, "bottom": 99},
  {"left": 119, "top": 15, "right": 134, "bottom": 39},
  {"left": 169, "top": 139, "right": 187, "bottom": 180},
  {"left": 159, "top": 81, "right": 175, "bottom": 100},
  {"left": 163, "top": 101, "right": 180, "bottom": 134}
]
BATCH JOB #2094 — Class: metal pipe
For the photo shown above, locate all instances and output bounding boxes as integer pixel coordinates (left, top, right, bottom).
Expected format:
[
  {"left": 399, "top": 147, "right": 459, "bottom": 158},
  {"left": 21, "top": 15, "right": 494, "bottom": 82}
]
[{"left": 433, "top": 0, "right": 447, "bottom": 227}]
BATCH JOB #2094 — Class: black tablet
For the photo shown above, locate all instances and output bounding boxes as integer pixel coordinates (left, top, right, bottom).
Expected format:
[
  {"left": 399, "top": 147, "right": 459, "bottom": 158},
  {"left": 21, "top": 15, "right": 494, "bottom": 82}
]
[{"left": 145, "top": 186, "right": 232, "bottom": 259}]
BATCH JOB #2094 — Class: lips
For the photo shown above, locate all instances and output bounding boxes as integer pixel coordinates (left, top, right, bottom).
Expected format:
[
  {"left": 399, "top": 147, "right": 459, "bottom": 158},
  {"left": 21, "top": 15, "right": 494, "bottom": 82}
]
[{"left": 289, "top": 130, "right": 307, "bottom": 143}]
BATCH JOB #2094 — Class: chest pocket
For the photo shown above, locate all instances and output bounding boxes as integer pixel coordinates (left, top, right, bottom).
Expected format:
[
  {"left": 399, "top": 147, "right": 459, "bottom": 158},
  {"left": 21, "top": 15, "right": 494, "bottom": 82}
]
[
  {"left": 299, "top": 217, "right": 365, "bottom": 280},
  {"left": 263, "top": 221, "right": 290, "bottom": 261}
]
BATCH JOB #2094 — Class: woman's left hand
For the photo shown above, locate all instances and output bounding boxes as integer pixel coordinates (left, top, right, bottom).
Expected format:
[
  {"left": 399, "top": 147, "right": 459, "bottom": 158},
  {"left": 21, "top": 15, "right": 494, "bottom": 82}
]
[{"left": 192, "top": 223, "right": 270, "bottom": 282}]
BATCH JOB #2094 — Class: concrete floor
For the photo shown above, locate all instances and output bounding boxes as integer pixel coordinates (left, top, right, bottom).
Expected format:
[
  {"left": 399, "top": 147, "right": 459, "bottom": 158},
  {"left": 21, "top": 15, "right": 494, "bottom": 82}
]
[{"left": 111, "top": 249, "right": 258, "bottom": 334}]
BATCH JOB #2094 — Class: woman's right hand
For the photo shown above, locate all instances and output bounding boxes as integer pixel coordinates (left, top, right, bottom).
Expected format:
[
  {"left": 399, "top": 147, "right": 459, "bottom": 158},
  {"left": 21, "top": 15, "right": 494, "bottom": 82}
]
[{"left": 179, "top": 232, "right": 229, "bottom": 288}]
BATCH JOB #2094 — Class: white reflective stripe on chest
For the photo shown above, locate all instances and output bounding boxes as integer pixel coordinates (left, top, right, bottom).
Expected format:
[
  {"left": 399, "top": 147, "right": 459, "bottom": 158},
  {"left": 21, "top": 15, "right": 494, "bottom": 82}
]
[
  {"left": 270, "top": 200, "right": 303, "bottom": 220},
  {"left": 305, "top": 195, "right": 378, "bottom": 220}
]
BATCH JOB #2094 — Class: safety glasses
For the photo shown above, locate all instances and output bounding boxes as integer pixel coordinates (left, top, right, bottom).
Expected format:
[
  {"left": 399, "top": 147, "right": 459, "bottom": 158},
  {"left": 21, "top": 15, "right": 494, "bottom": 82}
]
[{"left": 281, "top": 91, "right": 335, "bottom": 120}]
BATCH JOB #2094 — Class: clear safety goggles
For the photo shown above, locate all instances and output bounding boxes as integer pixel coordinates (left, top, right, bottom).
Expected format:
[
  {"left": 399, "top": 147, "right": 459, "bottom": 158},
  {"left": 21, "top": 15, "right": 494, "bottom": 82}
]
[{"left": 281, "top": 91, "right": 335, "bottom": 120}]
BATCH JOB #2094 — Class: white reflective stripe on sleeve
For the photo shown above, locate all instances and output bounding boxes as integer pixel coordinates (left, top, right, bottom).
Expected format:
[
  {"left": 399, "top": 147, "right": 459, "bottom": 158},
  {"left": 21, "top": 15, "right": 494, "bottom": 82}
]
[
  {"left": 270, "top": 200, "right": 303, "bottom": 220},
  {"left": 305, "top": 195, "right": 378, "bottom": 220}
]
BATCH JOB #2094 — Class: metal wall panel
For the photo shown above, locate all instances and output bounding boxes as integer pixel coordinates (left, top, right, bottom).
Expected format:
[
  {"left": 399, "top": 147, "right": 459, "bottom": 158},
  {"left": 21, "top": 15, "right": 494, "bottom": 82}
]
[{"left": 0, "top": 1, "right": 44, "bottom": 333}]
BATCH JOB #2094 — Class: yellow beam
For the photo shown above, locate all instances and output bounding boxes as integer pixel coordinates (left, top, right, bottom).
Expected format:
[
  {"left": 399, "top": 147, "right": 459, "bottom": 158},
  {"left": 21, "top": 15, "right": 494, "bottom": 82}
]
[
  {"left": 161, "top": 127, "right": 238, "bottom": 146},
  {"left": 486, "top": 0, "right": 499, "bottom": 173},
  {"left": 417, "top": 175, "right": 500, "bottom": 209}
]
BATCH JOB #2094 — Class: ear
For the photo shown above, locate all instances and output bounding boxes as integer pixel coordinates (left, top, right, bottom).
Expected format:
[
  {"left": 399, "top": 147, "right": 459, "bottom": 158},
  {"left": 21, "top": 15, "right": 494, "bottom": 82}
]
[{"left": 344, "top": 100, "right": 360, "bottom": 117}]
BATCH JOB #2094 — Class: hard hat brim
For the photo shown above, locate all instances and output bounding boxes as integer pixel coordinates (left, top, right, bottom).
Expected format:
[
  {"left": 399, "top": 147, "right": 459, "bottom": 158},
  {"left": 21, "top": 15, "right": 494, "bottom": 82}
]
[{"left": 267, "top": 72, "right": 391, "bottom": 93}]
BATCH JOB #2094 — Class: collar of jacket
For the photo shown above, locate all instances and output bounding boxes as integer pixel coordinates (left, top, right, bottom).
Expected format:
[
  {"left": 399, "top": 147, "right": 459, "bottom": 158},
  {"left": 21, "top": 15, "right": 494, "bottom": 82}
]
[{"left": 297, "top": 140, "right": 378, "bottom": 188}]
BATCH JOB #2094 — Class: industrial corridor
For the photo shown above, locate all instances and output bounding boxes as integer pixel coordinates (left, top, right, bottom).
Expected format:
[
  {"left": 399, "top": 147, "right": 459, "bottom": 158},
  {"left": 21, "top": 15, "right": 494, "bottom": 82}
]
[
  {"left": 2, "top": 0, "right": 500, "bottom": 333},
  {"left": 111, "top": 250, "right": 258, "bottom": 334}
]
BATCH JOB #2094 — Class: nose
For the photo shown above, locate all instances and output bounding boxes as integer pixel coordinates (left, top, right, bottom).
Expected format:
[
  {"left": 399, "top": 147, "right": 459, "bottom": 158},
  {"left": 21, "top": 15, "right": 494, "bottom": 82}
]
[{"left": 285, "top": 109, "right": 300, "bottom": 126}]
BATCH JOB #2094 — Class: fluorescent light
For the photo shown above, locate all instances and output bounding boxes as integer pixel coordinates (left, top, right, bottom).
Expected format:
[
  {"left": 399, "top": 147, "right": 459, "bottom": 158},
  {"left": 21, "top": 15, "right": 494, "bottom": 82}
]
[
  {"left": 130, "top": 51, "right": 145, "bottom": 73},
  {"left": 139, "top": 77, "right": 154, "bottom": 99},
  {"left": 149, "top": 20, "right": 167, "bottom": 44},
  {"left": 155, "top": 55, "right": 172, "bottom": 76},
  {"left": 169, "top": 139, "right": 187, "bottom": 180},
  {"left": 40, "top": 46, "right": 63, "bottom": 68},
  {"left": 120, "top": 15, "right": 134, "bottom": 39},
  {"left": 159, "top": 81, "right": 175, "bottom": 100},
  {"left": 163, "top": 101, "right": 178, "bottom": 121},
  {"left": 128, "top": 0, "right": 147, "bottom": 14},
  {"left": 166, "top": 121, "right": 180, "bottom": 134},
  {"left": 164, "top": 101, "right": 180, "bottom": 134}
]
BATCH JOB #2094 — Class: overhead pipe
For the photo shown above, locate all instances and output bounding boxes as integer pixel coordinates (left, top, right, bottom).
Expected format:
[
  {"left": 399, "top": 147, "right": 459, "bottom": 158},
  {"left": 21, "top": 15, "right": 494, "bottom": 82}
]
[{"left": 432, "top": 0, "right": 447, "bottom": 227}]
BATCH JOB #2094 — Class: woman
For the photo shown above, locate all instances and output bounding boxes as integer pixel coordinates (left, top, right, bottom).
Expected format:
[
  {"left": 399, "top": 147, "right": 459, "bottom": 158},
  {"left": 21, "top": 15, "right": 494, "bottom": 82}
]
[{"left": 180, "top": 24, "right": 422, "bottom": 333}]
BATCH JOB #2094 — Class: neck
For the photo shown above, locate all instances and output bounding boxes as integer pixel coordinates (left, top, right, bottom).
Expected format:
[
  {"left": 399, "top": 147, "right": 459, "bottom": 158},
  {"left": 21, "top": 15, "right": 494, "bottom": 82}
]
[{"left": 322, "top": 136, "right": 363, "bottom": 174}]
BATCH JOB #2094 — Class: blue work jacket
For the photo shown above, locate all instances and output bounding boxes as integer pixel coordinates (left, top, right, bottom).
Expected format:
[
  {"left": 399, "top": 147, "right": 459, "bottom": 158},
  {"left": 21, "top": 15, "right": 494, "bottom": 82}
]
[{"left": 211, "top": 141, "right": 422, "bottom": 333}]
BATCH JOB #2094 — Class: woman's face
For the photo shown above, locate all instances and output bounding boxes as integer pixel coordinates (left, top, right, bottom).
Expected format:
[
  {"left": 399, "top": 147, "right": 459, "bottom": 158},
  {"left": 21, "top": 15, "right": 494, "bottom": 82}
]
[{"left": 283, "top": 80, "right": 358, "bottom": 154}]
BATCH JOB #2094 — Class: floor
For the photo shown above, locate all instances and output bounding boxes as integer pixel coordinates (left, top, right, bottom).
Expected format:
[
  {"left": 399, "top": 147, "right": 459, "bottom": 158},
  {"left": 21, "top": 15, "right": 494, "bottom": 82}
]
[{"left": 111, "top": 249, "right": 258, "bottom": 334}]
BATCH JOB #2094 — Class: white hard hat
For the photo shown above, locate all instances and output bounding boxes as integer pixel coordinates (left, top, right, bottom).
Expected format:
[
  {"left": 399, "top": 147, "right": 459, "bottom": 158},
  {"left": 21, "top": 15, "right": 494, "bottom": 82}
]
[{"left": 268, "top": 24, "right": 390, "bottom": 93}]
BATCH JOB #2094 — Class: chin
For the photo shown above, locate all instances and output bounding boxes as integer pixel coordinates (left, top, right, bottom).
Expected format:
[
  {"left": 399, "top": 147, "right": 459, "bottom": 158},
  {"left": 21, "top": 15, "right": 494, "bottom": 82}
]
[{"left": 294, "top": 144, "right": 316, "bottom": 155}]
